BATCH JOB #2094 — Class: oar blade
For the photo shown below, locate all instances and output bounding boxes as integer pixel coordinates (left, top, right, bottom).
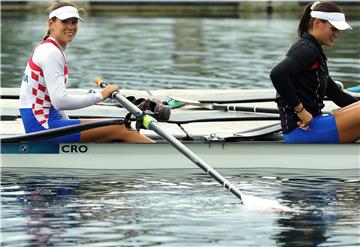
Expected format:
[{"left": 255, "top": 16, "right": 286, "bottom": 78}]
[
  {"left": 163, "top": 96, "right": 186, "bottom": 109},
  {"left": 164, "top": 96, "right": 213, "bottom": 109},
  {"left": 241, "top": 194, "right": 295, "bottom": 212}
]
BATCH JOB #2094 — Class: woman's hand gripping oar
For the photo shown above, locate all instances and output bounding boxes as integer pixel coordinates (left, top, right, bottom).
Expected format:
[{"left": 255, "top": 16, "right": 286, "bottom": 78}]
[{"left": 96, "top": 79, "right": 294, "bottom": 212}]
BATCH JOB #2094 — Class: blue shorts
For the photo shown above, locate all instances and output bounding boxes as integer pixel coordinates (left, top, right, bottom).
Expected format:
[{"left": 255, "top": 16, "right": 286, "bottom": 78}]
[
  {"left": 20, "top": 107, "right": 81, "bottom": 142},
  {"left": 284, "top": 114, "right": 339, "bottom": 144}
]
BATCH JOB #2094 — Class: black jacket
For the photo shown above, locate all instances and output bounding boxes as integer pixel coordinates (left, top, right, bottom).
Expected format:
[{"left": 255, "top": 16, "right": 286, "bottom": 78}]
[{"left": 270, "top": 33, "right": 357, "bottom": 134}]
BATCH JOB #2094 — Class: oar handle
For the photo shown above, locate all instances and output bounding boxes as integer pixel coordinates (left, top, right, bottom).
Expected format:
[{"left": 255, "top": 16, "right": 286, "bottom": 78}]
[{"left": 96, "top": 79, "right": 143, "bottom": 118}]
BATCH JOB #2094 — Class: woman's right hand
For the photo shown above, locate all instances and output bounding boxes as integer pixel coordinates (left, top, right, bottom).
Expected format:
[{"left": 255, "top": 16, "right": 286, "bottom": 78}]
[
  {"left": 296, "top": 108, "right": 313, "bottom": 130},
  {"left": 100, "top": 84, "right": 119, "bottom": 99}
]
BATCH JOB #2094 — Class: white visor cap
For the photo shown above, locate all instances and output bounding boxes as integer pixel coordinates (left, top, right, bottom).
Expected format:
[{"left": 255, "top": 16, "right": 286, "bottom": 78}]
[
  {"left": 310, "top": 11, "right": 352, "bottom": 30},
  {"left": 49, "top": 6, "right": 83, "bottom": 21}
]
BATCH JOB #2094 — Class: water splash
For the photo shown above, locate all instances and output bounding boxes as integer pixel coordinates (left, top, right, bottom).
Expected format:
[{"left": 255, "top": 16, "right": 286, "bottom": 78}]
[{"left": 241, "top": 194, "right": 295, "bottom": 212}]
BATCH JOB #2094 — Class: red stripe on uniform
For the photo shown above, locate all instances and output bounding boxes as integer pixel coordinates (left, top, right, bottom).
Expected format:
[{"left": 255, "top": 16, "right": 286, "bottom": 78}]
[
  {"left": 64, "top": 66, "right": 68, "bottom": 74},
  {"left": 39, "top": 120, "right": 46, "bottom": 125},
  {"left": 34, "top": 110, "right": 44, "bottom": 115},
  {"left": 44, "top": 114, "right": 49, "bottom": 119},
  {"left": 36, "top": 98, "right": 43, "bottom": 105},
  {"left": 32, "top": 88, "right": 38, "bottom": 96},
  {"left": 310, "top": 62, "right": 320, "bottom": 70},
  {"left": 29, "top": 57, "right": 43, "bottom": 73},
  {"left": 31, "top": 71, "right": 39, "bottom": 81},
  {"left": 43, "top": 39, "right": 61, "bottom": 49},
  {"left": 44, "top": 95, "right": 51, "bottom": 102},
  {"left": 38, "top": 84, "right": 46, "bottom": 92}
]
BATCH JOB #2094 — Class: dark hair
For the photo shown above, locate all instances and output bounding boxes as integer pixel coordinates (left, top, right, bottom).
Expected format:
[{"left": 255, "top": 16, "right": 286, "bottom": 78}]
[
  {"left": 298, "top": 1, "right": 342, "bottom": 37},
  {"left": 43, "top": 1, "right": 84, "bottom": 40}
]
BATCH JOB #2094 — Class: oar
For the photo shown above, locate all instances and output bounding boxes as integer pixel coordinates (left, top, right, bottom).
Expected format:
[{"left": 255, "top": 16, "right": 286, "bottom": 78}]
[
  {"left": 96, "top": 79, "right": 245, "bottom": 202},
  {"left": 165, "top": 96, "right": 280, "bottom": 113},
  {"left": 165, "top": 96, "right": 336, "bottom": 115},
  {"left": 163, "top": 82, "right": 358, "bottom": 108},
  {"left": 96, "top": 80, "right": 293, "bottom": 211},
  {"left": 168, "top": 115, "right": 279, "bottom": 124},
  {"left": 212, "top": 103, "right": 279, "bottom": 114}
]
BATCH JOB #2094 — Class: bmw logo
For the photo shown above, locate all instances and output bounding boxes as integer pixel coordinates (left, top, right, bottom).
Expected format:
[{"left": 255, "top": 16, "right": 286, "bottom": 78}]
[{"left": 18, "top": 144, "right": 29, "bottom": 153}]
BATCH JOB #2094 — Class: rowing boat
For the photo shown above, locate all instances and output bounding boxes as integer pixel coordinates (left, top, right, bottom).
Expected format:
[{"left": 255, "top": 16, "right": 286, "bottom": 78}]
[
  {"left": 2, "top": 141, "right": 359, "bottom": 170},
  {"left": 1, "top": 87, "right": 359, "bottom": 170}
]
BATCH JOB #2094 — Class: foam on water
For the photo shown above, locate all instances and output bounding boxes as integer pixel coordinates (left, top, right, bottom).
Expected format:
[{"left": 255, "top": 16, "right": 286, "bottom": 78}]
[{"left": 241, "top": 194, "right": 295, "bottom": 212}]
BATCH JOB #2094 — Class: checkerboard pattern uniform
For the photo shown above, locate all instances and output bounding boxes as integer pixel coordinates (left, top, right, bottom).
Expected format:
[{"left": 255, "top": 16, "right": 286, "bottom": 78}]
[{"left": 27, "top": 39, "right": 68, "bottom": 129}]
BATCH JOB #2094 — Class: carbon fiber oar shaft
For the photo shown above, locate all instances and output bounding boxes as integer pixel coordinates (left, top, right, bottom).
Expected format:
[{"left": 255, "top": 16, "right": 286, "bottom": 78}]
[{"left": 97, "top": 79, "right": 243, "bottom": 202}]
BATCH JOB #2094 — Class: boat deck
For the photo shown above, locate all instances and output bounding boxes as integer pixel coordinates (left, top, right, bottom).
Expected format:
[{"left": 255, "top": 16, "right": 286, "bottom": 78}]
[{"left": 0, "top": 87, "right": 344, "bottom": 140}]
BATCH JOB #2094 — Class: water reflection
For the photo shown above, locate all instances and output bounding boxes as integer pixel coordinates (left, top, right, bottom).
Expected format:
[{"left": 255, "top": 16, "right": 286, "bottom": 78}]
[
  {"left": 273, "top": 176, "right": 360, "bottom": 247},
  {"left": 274, "top": 189, "right": 336, "bottom": 246},
  {"left": 12, "top": 176, "right": 80, "bottom": 246},
  {"left": 276, "top": 213, "right": 332, "bottom": 246},
  {"left": 1, "top": 168, "right": 359, "bottom": 246},
  {"left": 1, "top": 14, "right": 359, "bottom": 89},
  {"left": 1, "top": 171, "right": 139, "bottom": 246}
]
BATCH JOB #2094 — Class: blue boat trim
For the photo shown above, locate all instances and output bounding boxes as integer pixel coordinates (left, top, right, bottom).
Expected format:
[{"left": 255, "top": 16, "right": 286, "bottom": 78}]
[
  {"left": 1, "top": 143, "right": 59, "bottom": 154},
  {"left": 347, "top": 85, "right": 360, "bottom": 93}
]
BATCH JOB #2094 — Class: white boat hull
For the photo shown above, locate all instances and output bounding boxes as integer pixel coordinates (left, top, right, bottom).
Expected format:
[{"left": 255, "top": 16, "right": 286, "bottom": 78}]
[
  {"left": 1, "top": 142, "right": 359, "bottom": 170},
  {"left": 1, "top": 87, "right": 359, "bottom": 170}
]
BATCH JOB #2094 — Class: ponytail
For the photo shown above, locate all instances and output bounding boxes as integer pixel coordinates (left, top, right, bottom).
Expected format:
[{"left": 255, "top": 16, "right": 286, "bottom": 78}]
[
  {"left": 43, "top": 29, "right": 51, "bottom": 41},
  {"left": 297, "top": 1, "right": 342, "bottom": 37},
  {"left": 298, "top": 3, "right": 313, "bottom": 37}
]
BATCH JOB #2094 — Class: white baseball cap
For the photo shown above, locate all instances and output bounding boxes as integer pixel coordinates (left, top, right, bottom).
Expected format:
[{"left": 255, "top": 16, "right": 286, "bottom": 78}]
[
  {"left": 49, "top": 6, "right": 83, "bottom": 21},
  {"left": 310, "top": 11, "right": 352, "bottom": 30}
]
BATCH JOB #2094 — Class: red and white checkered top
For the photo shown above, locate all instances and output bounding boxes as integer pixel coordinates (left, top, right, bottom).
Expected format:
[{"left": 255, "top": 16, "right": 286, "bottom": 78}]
[
  {"left": 20, "top": 38, "right": 68, "bottom": 129},
  {"left": 19, "top": 38, "right": 102, "bottom": 129}
]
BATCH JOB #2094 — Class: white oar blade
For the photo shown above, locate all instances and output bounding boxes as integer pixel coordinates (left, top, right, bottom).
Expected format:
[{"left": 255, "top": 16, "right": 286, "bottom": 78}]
[
  {"left": 169, "top": 96, "right": 202, "bottom": 105},
  {"left": 166, "top": 96, "right": 212, "bottom": 109},
  {"left": 241, "top": 194, "right": 295, "bottom": 212}
]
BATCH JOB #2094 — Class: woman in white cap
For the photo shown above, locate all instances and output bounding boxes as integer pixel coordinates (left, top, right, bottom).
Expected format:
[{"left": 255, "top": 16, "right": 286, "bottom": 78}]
[
  {"left": 19, "top": 1, "right": 153, "bottom": 142},
  {"left": 270, "top": 1, "right": 359, "bottom": 143}
]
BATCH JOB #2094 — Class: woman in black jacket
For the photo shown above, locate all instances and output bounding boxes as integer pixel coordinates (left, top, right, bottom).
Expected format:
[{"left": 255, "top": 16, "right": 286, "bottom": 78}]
[{"left": 270, "top": 1, "right": 359, "bottom": 143}]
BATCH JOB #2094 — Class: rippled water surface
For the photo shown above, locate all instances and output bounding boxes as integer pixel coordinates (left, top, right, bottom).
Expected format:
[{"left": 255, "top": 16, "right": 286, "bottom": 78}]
[
  {"left": 1, "top": 12, "right": 360, "bottom": 247},
  {"left": 1, "top": 168, "right": 359, "bottom": 246},
  {"left": 1, "top": 14, "right": 360, "bottom": 89}
]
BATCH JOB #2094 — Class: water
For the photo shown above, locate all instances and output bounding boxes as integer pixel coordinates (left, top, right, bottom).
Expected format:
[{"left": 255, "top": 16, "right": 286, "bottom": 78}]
[
  {"left": 1, "top": 14, "right": 359, "bottom": 89},
  {"left": 1, "top": 13, "right": 360, "bottom": 246},
  {"left": 1, "top": 168, "right": 359, "bottom": 246}
]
